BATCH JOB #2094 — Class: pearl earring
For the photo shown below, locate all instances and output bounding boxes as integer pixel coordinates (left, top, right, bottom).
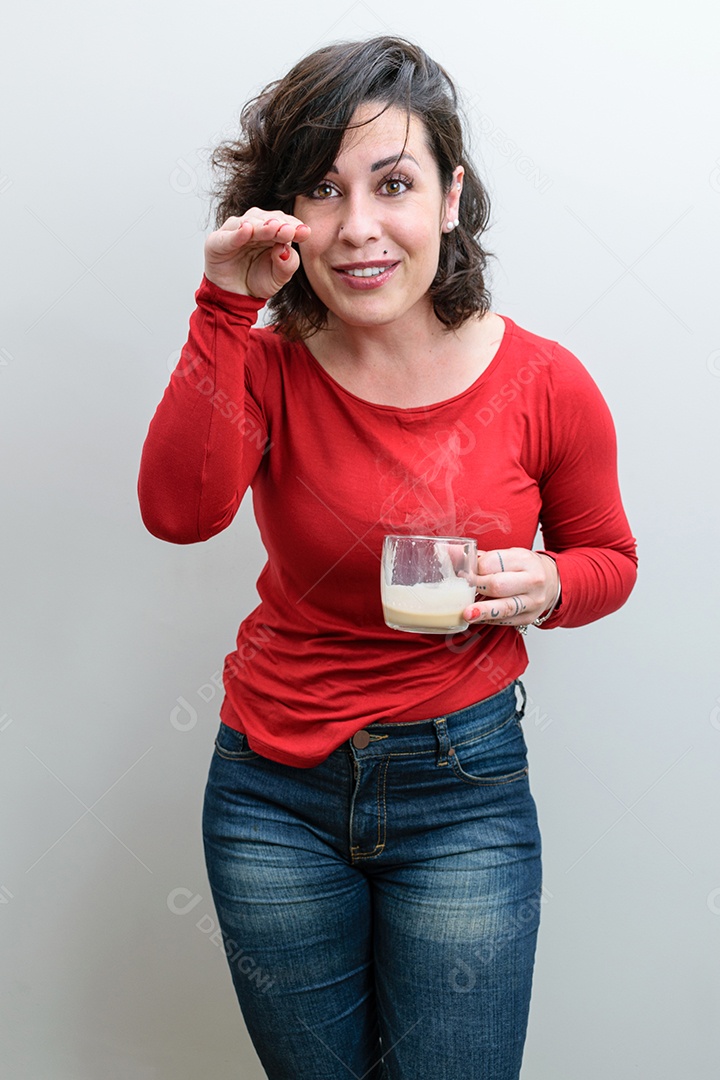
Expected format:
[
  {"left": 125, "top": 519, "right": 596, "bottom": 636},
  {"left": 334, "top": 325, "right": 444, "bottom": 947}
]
[{"left": 446, "top": 219, "right": 459, "bottom": 231}]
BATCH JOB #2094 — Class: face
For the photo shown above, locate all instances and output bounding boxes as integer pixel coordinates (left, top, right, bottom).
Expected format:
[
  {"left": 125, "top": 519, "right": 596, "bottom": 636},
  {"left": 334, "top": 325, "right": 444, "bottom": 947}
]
[{"left": 293, "top": 103, "right": 462, "bottom": 334}]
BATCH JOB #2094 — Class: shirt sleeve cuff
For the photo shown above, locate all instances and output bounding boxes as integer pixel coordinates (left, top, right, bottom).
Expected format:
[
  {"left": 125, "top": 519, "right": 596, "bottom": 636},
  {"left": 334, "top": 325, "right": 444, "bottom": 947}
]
[{"left": 195, "top": 275, "right": 267, "bottom": 319}]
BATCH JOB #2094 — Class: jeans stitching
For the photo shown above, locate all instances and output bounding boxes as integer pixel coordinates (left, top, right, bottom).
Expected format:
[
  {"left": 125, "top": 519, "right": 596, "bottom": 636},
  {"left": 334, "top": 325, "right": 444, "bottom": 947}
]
[
  {"left": 351, "top": 710, "right": 519, "bottom": 765},
  {"left": 449, "top": 758, "right": 529, "bottom": 786},
  {"left": 450, "top": 709, "right": 519, "bottom": 751},
  {"left": 213, "top": 742, "right": 260, "bottom": 762},
  {"left": 363, "top": 683, "right": 517, "bottom": 736},
  {"left": 351, "top": 757, "right": 389, "bottom": 861}
]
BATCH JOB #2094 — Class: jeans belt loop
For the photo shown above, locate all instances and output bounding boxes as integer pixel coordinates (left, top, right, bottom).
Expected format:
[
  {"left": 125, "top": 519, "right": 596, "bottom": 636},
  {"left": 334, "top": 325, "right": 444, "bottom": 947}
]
[
  {"left": 432, "top": 717, "right": 452, "bottom": 766},
  {"left": 515, "top": 679, "right": 527, "bottom": 719}
]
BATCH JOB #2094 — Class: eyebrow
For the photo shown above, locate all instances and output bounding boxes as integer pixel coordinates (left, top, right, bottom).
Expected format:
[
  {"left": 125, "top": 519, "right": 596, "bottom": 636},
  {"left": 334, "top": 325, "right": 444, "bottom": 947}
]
[{"left": 326, "top": 152, "right": 420, "bottom": 174}]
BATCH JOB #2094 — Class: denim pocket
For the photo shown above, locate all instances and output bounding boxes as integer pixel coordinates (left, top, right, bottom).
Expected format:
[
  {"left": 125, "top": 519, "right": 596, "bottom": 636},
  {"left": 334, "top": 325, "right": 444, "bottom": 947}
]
[
  {"left": 448, "top": 709, "right": 529, "bottom": 786},
  {"left": 213, "top": 722, "right": 260, "bottom": 761}
]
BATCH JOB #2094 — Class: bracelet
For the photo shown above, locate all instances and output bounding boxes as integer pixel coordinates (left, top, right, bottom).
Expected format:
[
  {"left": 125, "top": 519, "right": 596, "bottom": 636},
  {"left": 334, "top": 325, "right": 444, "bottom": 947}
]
[
  {"left": 516, "top": 554, "right": 562, "bottom": 635},
  {"left": 533, "top": 563, "right": 562, "bottom": 626}
]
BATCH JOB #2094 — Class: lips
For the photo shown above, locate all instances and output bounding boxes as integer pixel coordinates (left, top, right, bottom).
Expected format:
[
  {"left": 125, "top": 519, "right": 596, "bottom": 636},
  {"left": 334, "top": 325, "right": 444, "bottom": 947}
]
[
  {"left": 332, "top": 261, "right": 399, "bottom": 289},
  {"left": 341, "top": 266, "right": 391, "bottom": 278}
]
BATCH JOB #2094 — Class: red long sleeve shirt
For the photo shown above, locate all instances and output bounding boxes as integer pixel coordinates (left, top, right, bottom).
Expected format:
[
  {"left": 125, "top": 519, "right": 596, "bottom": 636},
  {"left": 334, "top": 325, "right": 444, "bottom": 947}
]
[{"left": 138, "top": 277, "right": 637, "bottom": 767}]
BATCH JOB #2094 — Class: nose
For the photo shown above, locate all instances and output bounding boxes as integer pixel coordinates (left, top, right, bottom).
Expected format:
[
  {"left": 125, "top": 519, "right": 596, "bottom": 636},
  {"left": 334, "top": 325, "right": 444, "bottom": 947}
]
[{"left": 337, "top": 193, "right": 381, "bottom": 247}]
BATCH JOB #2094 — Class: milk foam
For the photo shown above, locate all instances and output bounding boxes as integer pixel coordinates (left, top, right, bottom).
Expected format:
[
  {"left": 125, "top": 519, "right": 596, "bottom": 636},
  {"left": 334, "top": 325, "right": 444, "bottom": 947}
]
[{"left": 381, "top": 578, "right": 475, "bottom": 631}]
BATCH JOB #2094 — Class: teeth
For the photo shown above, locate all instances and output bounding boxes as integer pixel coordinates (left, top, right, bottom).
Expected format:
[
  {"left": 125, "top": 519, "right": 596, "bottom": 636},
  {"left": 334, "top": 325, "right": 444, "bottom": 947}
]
[{"left": 344, "top": 266, "right": 389, "bottom": 277}]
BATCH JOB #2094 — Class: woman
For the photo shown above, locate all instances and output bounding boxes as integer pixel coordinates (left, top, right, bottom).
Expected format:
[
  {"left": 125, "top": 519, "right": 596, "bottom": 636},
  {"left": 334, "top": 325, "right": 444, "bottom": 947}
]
[{"left": 138, "top": 36, "right": 637, "bottom": 1080}]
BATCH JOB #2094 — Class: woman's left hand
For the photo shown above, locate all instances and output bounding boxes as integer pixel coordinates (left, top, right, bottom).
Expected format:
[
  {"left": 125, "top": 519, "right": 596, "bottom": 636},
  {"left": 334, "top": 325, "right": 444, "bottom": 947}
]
[{"left": 462, "top": 549, "right": 559, "bottom": 629}]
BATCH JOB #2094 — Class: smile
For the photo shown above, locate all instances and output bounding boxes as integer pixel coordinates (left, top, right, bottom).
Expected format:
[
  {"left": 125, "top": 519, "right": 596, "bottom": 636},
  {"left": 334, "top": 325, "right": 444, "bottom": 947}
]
[
  {"left": 332, "top": 262, "right": 399, "bottom": 290},
  {"left": 341, "top": 266, "right": 391, "bottom": 278}
]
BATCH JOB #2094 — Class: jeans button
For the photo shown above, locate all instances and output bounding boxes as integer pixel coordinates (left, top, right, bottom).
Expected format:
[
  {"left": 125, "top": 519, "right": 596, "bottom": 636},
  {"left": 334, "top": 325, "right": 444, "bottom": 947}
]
[{"left": 352, "top": 729, "right": 371, "bottom": 748}]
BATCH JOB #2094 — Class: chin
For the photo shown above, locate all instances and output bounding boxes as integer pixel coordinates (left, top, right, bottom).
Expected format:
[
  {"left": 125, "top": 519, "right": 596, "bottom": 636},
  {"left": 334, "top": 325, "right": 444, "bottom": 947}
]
[
  {"left": 327, "top": 290, "right": 433, "bottom": 329},
  {"left": 331, "top": 305, "right": 406, "bottom": 329}
]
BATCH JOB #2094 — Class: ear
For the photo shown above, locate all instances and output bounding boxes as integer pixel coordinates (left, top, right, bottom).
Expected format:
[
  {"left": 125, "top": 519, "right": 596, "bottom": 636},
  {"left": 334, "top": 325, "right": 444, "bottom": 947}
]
[{"left": 443, "top": 165, "right": 464, "bottom": 227}]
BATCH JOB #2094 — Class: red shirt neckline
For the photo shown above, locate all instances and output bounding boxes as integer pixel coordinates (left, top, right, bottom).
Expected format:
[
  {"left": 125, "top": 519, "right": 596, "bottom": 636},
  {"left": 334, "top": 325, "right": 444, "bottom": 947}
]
[{"left": 293, "top": 316, "right": 516, "bottom": 414}]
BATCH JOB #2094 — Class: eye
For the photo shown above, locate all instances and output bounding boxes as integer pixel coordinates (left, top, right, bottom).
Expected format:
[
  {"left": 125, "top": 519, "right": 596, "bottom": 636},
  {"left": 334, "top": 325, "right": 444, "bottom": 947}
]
[
  {"left": 308, "top": 180, "right": 339, "bottom": 200},
  {"left": 380, "top": 175, "right": 412, "bottom": 196}
]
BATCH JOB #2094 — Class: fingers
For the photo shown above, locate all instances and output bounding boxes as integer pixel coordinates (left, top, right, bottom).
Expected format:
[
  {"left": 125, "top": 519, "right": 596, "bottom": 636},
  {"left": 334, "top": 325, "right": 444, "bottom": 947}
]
[
  {"left": 267, "top": 240, "right": 301, "bottom": 286},
  {"left": 216, "top": 212, "right": 310, "bottom": 245},
  {"left": 445, "top": 541, "right": 471, "bottom": 573},
  {"left": 207, "top": 216, "right": 310, "bottom": 261},
  {"left": 467, "top": 548, "right": 542, "bottom": 596},
  {"left": 476, "top": 548, "right": 534, "bottom": 577},
  {"left": 463, "top": 547, "right": 554, "bottom": 627},
  {"left": 240, "top": 219, "right": 311, "bottom": 246},
  {"left": 217, "top": 210, "right": 309, "bottom": 232},
  {"left": 463, "top": 594, "right": 530, "bottom": 625},
  {"left": 205, "top": 211, "right": 311, "bottom": 297}
]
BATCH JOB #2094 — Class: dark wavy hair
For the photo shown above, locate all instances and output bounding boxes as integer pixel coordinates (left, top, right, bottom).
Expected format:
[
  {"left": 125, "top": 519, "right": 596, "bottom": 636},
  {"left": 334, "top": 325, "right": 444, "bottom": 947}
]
[{"left": 211, "top": 37, "right": 493, "bottom": 340}]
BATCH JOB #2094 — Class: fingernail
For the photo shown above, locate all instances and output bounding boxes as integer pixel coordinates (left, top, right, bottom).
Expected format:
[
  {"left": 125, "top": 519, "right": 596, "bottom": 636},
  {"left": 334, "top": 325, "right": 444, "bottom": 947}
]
[{"left": 279, "top": 245, "right": 291, "bottom": 261}]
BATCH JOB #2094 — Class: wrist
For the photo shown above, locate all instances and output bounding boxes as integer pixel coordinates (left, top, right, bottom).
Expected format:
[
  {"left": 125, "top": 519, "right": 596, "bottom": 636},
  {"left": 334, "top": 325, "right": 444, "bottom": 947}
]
[
  {"left": 535, "top": 553, "right": 562, "bottom": 625},
  {"left": 198, "top": 275, "right": 266, "bottom": 313},
  {"left": 202, "top": 270, "right": 261, "bottom": 299}
]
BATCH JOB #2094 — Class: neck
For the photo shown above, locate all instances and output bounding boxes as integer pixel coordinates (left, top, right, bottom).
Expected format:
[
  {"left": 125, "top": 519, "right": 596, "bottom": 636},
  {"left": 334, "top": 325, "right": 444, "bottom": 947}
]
[
  {"left": 315, "top": 301, "right": 451, "bottom": 372},
  {"left": 301, "top": 301, "right": 503, "bottom": 410}
]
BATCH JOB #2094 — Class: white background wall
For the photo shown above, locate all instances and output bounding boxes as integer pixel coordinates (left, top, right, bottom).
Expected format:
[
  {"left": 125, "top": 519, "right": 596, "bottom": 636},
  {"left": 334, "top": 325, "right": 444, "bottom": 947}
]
[{"left": 1, "top": 1, "right": 719, "bottom": 1076}]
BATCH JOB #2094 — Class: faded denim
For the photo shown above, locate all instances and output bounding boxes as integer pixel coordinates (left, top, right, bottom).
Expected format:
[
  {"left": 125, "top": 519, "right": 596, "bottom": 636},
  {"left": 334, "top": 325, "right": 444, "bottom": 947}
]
[{"left": 202, "top": 680, "right": 542, "bottom": 1080}]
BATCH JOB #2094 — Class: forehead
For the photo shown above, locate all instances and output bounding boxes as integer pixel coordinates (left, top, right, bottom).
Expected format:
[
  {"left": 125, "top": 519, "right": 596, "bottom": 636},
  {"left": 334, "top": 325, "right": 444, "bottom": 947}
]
[{"left": 336, "top": 103, "right": 433, "bottom": 165}]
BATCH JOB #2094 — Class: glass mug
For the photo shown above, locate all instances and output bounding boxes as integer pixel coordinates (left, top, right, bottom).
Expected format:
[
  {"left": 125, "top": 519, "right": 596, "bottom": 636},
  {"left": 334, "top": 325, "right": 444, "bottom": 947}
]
[{"left": 381, "top": 534, "right": 478, "bottom": 634}]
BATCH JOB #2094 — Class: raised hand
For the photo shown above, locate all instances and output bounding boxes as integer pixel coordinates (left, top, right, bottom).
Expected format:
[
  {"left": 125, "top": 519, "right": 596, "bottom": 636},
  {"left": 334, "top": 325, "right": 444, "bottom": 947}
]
[{"left": 204, "top": 210, "right": 311, "bottom": 299}]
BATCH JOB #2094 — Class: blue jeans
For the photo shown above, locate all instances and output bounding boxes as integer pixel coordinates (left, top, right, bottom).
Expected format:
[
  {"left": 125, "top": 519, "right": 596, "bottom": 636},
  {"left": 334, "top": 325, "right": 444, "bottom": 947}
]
[{"left": 202, "top": 680, "right": 542, "bottom": 1080}]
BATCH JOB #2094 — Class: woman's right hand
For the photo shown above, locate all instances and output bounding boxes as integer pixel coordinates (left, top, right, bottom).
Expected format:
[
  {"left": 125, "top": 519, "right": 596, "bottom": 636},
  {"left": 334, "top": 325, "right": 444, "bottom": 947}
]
[{"left": 204, "top": 210, "right": 311, "bottom": 299}]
